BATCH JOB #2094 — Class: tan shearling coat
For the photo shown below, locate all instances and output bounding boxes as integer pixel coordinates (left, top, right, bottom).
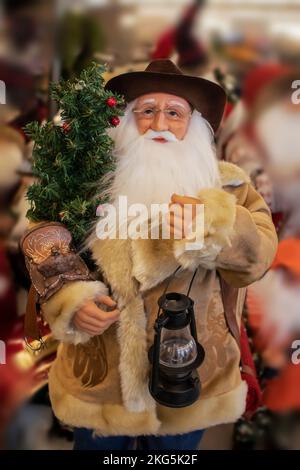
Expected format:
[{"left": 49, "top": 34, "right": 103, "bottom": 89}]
[{"left": 41, "top": 161, "right": 277, "bottom": 436}]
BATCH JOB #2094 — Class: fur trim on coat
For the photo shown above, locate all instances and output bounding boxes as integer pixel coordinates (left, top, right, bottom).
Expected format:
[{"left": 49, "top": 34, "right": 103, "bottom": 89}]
[
  {"left": 41, "top": 161, "right": 277, "bottom": 434},
  {"left": 42, "top": 280, "right": 108, "bottom": 344}
]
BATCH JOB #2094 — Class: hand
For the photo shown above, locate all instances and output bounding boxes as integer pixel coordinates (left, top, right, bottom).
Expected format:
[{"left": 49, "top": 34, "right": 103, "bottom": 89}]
[
  {"left": 73, "top": 295, "right": 120, "bottom": 336},
  {"left": 167, "top": 193, "right": 201, "bottom": 240}
]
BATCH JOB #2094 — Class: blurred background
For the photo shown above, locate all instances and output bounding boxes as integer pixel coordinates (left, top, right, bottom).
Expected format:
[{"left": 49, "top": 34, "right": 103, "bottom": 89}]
[{"left": 0, "top": 0, "right": 300, "bottom": 450}]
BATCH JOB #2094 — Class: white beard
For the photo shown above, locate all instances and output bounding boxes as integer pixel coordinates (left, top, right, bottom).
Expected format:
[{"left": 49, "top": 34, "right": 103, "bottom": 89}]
[
  {"left": 104, "top": 102, "right": 220, "bottom": 209},
  {"left": 86, "top": 103, "right": 220, "bottom": 248}
]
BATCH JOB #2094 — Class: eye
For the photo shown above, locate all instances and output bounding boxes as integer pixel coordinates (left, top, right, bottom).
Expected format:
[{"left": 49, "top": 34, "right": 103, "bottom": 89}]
[
  {"left": 167, "top": 109, "right": 180, "bottom": 119},
  {"left": 143, "top": 108, "right": 155, "bottom": 116}
]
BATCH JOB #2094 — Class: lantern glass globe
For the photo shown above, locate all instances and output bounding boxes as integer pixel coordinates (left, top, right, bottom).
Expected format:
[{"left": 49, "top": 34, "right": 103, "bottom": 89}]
[{"left": 159, "top": 326, "right": 198, "bottom": 368}]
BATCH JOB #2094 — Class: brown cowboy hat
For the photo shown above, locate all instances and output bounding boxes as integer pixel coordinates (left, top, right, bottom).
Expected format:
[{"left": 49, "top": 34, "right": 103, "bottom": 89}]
[{"left": 105, "top": 59, "right": 227, "bottom": 132}]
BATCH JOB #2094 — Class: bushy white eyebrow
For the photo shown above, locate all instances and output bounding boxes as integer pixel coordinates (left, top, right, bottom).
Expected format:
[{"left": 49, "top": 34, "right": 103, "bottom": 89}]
[
  {"left": 137, "top": 98, "right": 191, "bottom": 111},
  {"left": 139, "top": 98, "right": 156, "bottom": 104},
  {"left": 168, "top": 100, "right": 190, "bottom": 110}
]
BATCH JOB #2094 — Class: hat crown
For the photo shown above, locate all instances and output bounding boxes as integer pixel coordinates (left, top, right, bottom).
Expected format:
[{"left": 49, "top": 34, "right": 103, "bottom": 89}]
[{"left": 145, "top": 59, "right": 183, "bottom": 76}]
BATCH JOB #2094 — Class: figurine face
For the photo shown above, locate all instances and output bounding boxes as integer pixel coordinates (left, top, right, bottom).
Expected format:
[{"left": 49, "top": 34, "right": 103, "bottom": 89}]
[{"left": 133, "top": 93, "right": 192, "bottom": 141}]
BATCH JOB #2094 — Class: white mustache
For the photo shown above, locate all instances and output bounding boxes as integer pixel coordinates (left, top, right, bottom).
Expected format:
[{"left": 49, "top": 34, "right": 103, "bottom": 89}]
[{"left": 144, "top": 129, "right": 178, "bottom": 142}]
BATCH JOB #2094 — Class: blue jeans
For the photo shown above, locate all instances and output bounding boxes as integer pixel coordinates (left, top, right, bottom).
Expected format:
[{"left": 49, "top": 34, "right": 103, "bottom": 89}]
[{"left": 73, "top": 428, "right": 204, "bottom": 451}]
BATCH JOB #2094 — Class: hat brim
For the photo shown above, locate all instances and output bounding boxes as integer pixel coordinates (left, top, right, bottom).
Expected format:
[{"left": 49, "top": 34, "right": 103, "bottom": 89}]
[{"left": 105, "top": 70, "right": 227, "bottom": 133}]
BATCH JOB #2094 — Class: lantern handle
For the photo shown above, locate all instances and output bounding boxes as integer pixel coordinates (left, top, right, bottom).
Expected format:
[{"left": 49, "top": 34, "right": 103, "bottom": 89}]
[
  {"left": 162, "top": 265, "right": 198, "bottom": 299},
  {"left": 186, "top": 268, "right": 198, "bottom": 297},
  {"left": 162, "top": 265, "right": 181, "bottom": 297},
  {"left": 156, "top": 265, "right": 182, "bottom": 319},
  {"left": 155, "top": 266, "right": 198, "bottom": 320}
]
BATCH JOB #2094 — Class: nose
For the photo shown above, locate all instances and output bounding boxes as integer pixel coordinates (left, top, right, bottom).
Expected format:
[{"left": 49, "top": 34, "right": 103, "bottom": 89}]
[{"left": 151, "top": 110, "right": 168, "bottom": 132}]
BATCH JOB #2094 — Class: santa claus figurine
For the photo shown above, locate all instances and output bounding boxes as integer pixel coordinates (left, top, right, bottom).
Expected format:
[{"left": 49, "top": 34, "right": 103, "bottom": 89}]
[{"left": 21, "top": 60, "right": 277, "bottom": 450}]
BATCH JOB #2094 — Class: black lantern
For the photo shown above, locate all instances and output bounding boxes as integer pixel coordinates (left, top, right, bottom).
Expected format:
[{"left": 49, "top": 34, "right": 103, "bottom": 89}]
[{"left": 148, "top": 291, "right": 205, "bottom": 408}]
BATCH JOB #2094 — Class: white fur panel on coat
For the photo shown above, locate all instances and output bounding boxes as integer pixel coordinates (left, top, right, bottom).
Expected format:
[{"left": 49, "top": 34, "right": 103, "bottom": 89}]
[
  {"left": 174, "top": 187, "right": 237, "bottom": 271},
  {"left": 42, "top": 280, "right": 108, "bottom": 345}
]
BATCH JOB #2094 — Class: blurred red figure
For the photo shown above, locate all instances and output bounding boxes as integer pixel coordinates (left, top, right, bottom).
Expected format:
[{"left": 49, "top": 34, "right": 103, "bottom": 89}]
[
  {"left": 0, "top": 194, "right": 30, "bottom": 448},
  {"left": 0, "top": 244, "right": 17, "bottom": 339},
  {"left": 247, "top": 238, "right": 300, "bottom": 412},
  {"left": 219, "top": 65, "right": 300, "bottom": 447},
  {"left": 0, "top": 125, "right": 54, "bottom": 447},
  {"left": 151, "top": 1, "right": 207, "bottom": 70},
  {"left": 218, "top": 63, "right": 300, "bottom": 236},
  {"left": 218, "top": 64, "right": 292, "bottom": 178}
]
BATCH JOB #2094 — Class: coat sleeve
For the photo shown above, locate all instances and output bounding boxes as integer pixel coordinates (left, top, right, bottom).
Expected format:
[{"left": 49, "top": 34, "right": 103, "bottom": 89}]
[
  {"left": 41, "top": 280, "right": 108, "bottom": 345},
  {"left": 217, "top": 184, "right": 278, "bottom": 287},
  {"left": 173, "top": 182, "right": 278, "bottom": 287},
  {"left": 23, "top": 220, "right": 109, "bottom": 345}
]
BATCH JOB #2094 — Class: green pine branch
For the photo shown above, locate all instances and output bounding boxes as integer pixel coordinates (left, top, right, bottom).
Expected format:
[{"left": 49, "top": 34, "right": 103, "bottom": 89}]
[{"left": 26, "top": 63, "right": 124, "bottom": 247}]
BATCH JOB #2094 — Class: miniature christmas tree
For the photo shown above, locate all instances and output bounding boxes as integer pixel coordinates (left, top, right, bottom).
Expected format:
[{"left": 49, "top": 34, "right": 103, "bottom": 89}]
[{"left": 26, "top": 63, "right": 124, "bottom": 248}]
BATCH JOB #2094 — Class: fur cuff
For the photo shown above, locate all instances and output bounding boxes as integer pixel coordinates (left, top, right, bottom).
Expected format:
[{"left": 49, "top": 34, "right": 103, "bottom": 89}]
[
  {"left": 41, "top": 280, "right": 108, "bottom": 344},
  {"left": 174, "top": 188, "right": 236, "bottom": 270}
]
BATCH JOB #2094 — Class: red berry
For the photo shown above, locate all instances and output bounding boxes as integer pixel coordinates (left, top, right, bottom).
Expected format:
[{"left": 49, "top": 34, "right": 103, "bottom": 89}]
[
  {"left": 62, "top": 122, "right": 70, "bottom": 133},
  {"left": 59, "top": 212, "right": 64, "bottom": 219},
  {"left": 106, "top": 97, "right": 117, "bottom": 107},
  {"left": 110, "top": 116, "right": 120, "bottom": 127}
]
